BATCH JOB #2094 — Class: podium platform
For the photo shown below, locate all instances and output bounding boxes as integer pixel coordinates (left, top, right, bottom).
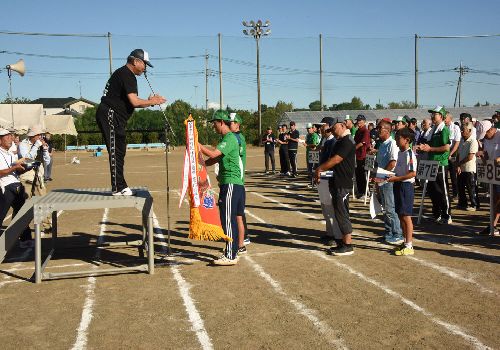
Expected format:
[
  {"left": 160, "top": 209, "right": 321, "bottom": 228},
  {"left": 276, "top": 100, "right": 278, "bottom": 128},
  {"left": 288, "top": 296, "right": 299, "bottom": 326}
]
[{"left": 2, "top": 187, "right": 155, "bottom": 283}]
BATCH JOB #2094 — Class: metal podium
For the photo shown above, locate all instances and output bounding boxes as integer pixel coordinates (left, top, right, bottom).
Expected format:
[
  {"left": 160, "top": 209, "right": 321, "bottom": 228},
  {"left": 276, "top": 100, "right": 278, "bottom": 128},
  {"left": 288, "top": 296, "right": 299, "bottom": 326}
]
[{"left": 31, "top": 187, "right": 154, "bottom": 283}]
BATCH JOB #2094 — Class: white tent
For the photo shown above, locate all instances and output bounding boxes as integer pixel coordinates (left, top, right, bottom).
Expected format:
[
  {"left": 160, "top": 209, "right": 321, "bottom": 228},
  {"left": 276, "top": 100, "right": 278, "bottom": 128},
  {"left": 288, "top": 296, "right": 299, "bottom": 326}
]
[
  {"left": 44, "top": 115, "right": 77, "bottom": 136},
  {"left": 0, "top": 104, "right": 44, "bottom": 130}
]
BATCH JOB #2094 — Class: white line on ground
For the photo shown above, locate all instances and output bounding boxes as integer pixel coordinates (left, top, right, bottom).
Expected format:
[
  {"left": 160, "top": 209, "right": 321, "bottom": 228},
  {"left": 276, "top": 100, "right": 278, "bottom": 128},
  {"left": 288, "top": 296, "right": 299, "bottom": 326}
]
[
  {"left": 71, "top": 208, "right": 108, "bottom": 350},
  {"left": 250, "top": 191, "right": 320, "bottom": 220},
  {"left": 0, "top": 279, "right": 23, "bottom": 288},
  {"left": 152, "top": 211, "right": 214, "bottom": 350},
  {"left": 244, "top": 255, "right": 348, "bottom": 349},
  {"left": 312, "top": 251, "right": 492, "bottom": 350}
]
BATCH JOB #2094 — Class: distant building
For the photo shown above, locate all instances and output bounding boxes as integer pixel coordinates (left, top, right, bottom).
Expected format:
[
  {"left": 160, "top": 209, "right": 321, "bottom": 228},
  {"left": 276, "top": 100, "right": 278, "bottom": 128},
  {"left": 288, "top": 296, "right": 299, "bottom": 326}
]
[{"left": 30, "top": 97, "right": 97, "bottom": 116}]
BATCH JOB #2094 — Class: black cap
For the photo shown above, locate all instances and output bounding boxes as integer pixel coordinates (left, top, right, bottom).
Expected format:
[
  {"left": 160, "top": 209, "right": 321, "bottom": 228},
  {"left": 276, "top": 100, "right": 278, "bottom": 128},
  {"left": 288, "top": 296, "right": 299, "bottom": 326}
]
[
  {"left": 356, "top": 114, "right": 366, "bottom": 121},
  {"left": 129, "top": 49, "right": 153, "bottom": 68},
  {"left": 460, "top": 112, "right": 472, "bottom": 120},
  {"left": 320, "top": 117, "right": 335, "bottom": 126}
]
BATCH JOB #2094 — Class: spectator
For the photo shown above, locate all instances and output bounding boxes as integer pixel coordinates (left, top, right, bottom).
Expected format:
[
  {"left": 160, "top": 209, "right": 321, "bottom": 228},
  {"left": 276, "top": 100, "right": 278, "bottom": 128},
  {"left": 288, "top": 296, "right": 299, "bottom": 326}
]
[
  {"left": 305, "top": 123, "right": 321, "bottom": 179},
  {"left": 0, "top": 128, "right": 33, "bottom": 248},
  {"left": 445, "top": 112, "right": 461, "bottom": 199},
  {"left": 409, "top": 117, "right": 421, "bottom": 142},
  {"left": 315, "top": 118, "right": 356, "bottom": 256},
  {"left": 388, "top": 127, "right": 417, "bottom": 256},
  {"left": 459, "top": 113, "right": 477, "bottom": 139},
  {"left": 277, "top": 124, "right": 290, "bottom": 175},
  {"left": 477, "top": 124, "right": 500, "bottom": 235},
  {"left": 416, "top": 106, "right": 452, "bottom": 225},
  {"left": 354, "top": 114, "right": 371, "bottom": 199},
  {"left": 344, "top": 115, "right": 357, "bottom": 137},
  {"left": 261, "top": 127, "right": 276, "bottom": 174},
  {"left": 43, "top": 132, "right": 54, "bottom": 182},
  {"left": 287, "top": 121, "right": 300, "bottom": 178},
  {"left": 456, "top": 122, "right": 478, "bottom": 211},
  {"left": 392, "top": 116, "right": 410, "bottom": 133},
  {"left": 375, "top": 119, "right": 403, "bottom": 244},
  {"left": 316, "top": 117, "right": 342, "bottom": 247}
]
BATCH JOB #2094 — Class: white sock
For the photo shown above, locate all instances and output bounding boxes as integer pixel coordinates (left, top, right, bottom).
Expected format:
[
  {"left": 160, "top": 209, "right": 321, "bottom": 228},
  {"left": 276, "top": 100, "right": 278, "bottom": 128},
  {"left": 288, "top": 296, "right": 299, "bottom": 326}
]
[{"left": 405, "top": 241, "right": 413, "bottom": 249}]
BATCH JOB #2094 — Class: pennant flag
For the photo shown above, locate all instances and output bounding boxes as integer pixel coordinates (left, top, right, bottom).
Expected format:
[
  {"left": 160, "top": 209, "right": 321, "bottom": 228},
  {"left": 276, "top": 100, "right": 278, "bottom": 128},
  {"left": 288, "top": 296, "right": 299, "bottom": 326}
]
[{"left": 179, "top": 115, "right": 231, "bottom": 241}]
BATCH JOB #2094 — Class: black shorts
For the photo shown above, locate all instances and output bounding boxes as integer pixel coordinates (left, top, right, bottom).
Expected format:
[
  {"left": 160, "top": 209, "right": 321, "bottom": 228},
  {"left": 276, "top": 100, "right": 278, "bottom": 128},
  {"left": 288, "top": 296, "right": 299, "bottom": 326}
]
[{"left": 394, "top": 182, "right": 414, "bottom": 216}]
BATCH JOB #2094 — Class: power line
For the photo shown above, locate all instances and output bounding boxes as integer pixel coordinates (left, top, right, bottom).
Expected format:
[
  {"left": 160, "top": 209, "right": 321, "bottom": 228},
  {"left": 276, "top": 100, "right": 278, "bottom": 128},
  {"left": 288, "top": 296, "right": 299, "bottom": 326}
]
[
  {"left": 0, "top": 30, "right": 107, "bottom": 38},
  {"left": 0, "top": 50, "right": 205, "bottom": 61}
]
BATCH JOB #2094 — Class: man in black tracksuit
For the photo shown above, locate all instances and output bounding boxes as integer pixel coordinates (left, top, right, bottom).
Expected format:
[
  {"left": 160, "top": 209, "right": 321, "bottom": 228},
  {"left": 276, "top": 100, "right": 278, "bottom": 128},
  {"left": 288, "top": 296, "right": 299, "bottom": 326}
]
[
  {"left": 96, "top": 49, "right": 166, "bottom": 195},
  {"left": 277, "top": 125, "right": 290, "bottom": 175},
  {"left": 287, "top": 121, "right": 300, "bottom": 177}
]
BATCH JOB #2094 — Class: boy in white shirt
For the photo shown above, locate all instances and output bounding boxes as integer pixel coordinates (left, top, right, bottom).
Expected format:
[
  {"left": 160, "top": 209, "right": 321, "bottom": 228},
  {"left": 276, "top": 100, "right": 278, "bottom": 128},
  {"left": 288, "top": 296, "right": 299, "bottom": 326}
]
[{"left": 387, "top": 128, "right": 417, "bottom": 256}]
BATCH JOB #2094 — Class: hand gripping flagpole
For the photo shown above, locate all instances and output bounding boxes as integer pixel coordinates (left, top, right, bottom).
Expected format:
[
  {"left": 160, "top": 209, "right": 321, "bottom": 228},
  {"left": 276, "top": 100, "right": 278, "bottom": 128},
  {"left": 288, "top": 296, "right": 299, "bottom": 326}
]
[{"left": 143, "top": 71, "right": 176, "bottom": 256}]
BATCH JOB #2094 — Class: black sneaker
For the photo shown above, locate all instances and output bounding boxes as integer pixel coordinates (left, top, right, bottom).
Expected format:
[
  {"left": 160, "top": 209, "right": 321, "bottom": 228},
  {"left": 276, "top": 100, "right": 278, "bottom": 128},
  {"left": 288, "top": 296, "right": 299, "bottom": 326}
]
[
  {"left": 237, "top": 246, "right": 247, "bottom": 255},
  {"left": 328, "top": 244, "right": 354, "bottom": 256},
  {"left": 325, "top": 238, "right": 343, "bottom": 247}
]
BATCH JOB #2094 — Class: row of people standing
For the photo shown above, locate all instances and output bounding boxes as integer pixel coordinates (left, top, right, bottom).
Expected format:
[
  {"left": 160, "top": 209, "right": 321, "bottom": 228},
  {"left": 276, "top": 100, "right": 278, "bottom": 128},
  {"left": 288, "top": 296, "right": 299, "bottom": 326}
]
[{"left": 262, "top": 122, "right": 300, "bottom": 177}]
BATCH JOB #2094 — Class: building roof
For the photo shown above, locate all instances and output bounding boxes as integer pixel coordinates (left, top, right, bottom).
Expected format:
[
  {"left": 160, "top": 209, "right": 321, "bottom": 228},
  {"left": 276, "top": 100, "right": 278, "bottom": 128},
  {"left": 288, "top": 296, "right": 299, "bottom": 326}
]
[
  {"left": 30, "top": 97, "right": 97, "bottom": 109},
  {"left": 280, "top": 105, "right": 500, "bottom": 130}
]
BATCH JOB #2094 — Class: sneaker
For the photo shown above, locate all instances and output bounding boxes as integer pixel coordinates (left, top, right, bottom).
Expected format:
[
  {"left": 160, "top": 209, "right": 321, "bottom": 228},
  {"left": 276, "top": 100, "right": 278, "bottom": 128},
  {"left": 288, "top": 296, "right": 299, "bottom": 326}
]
[
  {"left": 19, "top": 240, "right": 34, "bottom": 249},
  {"left": 328, "top": 244, "right": 354, "bottom": 256},
  {"left": 325, "top": 238, "right": 343, "bottom": 247},
  {"left": 479, "top": 226, "right": 491, "bottom": 236},
  {"left": 491, "top": 230, "right": 500, "bottom": 237},
  {"left": 395, "top": 246, "right": 414, "bottom": 256},
  {"left": 243, "top": 238, "right": 251, "bottom": 245},
  {"left": 386, "top": 236, "right": 404, "bottom": 245},
  {"left": 237, "top": 246, "right": 247, "bottom": 255},
  {"left": 285, "top": 172, "right": 291, "bottom": 176},
  {"left": 394, "top": 242, "right": 406, "bottom": 251},
  {"left": 434, "top": 216, "right": 442, "bottom": 223},
  {"left": 112, "top": 187, "right": 136, "bottom": 196},
  {"left": 438, "top": 217, "right": 452, "bottom": 225},
  {"left": 466, "top": 207, "right": 476, "bottom": 212},
  {"left": 212, "top": 255, "right": 238, "bottom": 266}
]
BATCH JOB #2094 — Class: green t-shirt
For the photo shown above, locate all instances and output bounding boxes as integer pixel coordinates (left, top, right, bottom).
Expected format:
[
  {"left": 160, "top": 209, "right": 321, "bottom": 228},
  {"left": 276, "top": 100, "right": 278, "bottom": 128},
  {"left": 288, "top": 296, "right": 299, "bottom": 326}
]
[
  {"left": 350, "top": 126, "right": 358, "bottom": 137},
  {"left": 428, "top": 124, "right": 450, "bottom": 166},
  {"left": 305, "top": 132, "right": 320, "bottom": 157},
  {"left": 234, "top": 132, "right": 246, "bottom": 184},
  {"left": 495, "top": 121, "right": 500, "bottom": 129},
  {"left": 216, "top": 132, "right": 243, "bottom": 185}
]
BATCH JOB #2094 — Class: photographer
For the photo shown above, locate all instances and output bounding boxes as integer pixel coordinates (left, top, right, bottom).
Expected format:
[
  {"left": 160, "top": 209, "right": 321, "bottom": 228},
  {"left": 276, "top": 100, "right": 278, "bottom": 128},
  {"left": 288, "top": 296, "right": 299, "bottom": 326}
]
[
  {"left": 18, "top": 125, "right": 50, "bottom": 198},
  {"left": 0, "top": 128, "right": 33, "bottom": 248}
]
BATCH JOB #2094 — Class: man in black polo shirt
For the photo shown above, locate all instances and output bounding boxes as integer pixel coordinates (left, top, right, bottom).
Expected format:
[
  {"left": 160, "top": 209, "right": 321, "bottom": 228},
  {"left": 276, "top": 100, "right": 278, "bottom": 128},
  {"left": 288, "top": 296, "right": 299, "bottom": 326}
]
[
  {"left": 314, "top": 118, "right": 356, "bottom": 256},
  {"left": 261, "top": 127, "right": 276, "bottom": 173},
  {"left": 96, "top": 49, "right": 166, "bottom": 196},
  {"left": 287, "top": 121, "right": 300, "bottom": 177},
  {"left": 277, "top": 124, "right": 290, "bottom": 175}
]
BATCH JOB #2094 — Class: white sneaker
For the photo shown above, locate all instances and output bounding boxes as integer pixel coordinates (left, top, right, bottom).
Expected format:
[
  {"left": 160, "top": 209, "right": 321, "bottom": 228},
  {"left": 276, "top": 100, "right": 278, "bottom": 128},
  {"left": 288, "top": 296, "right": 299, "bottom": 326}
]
[
  {"left": 212, "top": 255, "right": 238, "bottom": 266},
  {"left": 112, "top": 187, "right": 136, "bottom": 196}
]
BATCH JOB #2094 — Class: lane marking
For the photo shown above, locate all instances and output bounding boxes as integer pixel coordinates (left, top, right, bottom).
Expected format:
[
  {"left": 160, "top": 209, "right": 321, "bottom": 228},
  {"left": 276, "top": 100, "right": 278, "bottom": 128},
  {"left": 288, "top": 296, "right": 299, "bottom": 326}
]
[
  {"left": 249, "top": 191, "right": 320, "bottom": 220},
  {"left": 152, "top": 212, "right": 214, "bottom": 350},
  {"left": 313, "top": 251, "right": 492, "bottom": 350},
  {"left": 245, "top": 255, "right": 348, "bottom": 349},
  {"left": 71, "top": 208, "right": 108, "bottom": 350}
]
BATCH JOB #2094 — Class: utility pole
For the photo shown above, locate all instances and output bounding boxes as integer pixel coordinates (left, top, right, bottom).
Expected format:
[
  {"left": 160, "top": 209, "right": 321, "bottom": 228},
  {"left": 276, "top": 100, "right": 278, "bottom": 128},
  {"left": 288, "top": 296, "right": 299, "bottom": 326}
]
[
  {"left": 319, "top": 34, "right": 323, "bottom": 111},
  {"left": 243, "top": 19, "right": 271, "bottom": 137},
  {"left": 453, "top": 61, "right": 469, "bottom": 108},
  {"left": 107, "top": 32, "right": 113, "bottom": 76},
  {"left": 78, "top": 80, "right": 82, "bottom": 98},
  {"left": 414, "top": 34, "right": 418, "bottom": 108},
  {"left": 218, "top": 33, "right": 223, "bottom": 110},
  {"left": 205, "top": 50, "right": 209, "bottom": 111}
]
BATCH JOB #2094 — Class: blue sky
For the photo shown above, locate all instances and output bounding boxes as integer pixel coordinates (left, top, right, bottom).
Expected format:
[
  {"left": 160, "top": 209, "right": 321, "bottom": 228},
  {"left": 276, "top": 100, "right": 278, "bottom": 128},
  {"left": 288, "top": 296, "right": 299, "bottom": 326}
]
[{"left": 1, "top": 0, "right": 499, "bottom": 111}]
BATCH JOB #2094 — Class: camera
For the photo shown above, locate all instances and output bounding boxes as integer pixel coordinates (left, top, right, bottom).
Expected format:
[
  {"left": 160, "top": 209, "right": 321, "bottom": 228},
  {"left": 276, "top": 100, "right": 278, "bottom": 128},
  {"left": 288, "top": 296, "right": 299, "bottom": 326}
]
[{"left": 23, "top": 160, "right": 41, "bottom": 171}]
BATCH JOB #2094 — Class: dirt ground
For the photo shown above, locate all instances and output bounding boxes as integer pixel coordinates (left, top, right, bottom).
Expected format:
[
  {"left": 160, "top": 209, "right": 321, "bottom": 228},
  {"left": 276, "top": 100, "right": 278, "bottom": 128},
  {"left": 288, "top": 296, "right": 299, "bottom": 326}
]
[{"left": 0, "top": 147, "right": 499, "bottom": 350}]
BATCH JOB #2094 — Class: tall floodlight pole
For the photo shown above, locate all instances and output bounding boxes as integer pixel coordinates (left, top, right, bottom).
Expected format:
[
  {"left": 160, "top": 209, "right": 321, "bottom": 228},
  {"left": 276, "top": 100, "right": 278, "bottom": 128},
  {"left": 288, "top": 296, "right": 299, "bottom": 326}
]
[
  {"left": 319, "top": 34, "right": 323, "bottom": 111},
  {"left": 218, "top": 33, "right": 223, "bottom": 110},
  {"left": 243, "top": 19, "right": 271, "bottom": 137},
  {"left": 414, "top": 34, "right": 418, "bottom": 108}
]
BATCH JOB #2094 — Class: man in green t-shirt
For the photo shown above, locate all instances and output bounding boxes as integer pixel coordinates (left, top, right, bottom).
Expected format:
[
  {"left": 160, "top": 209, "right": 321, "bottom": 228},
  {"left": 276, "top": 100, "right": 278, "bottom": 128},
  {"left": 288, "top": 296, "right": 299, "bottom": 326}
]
[
  {"left": 416, "top": 105, "right": 452, "bottom": 225},
  {"left": 344, "top": 115, "right": 357, "bottom": 137},
  {"left": 305, "top": 123, "right": 321, "bottom": 179},
  {"left": 199, "top": 110, "right": 245, "bottom": 265}
]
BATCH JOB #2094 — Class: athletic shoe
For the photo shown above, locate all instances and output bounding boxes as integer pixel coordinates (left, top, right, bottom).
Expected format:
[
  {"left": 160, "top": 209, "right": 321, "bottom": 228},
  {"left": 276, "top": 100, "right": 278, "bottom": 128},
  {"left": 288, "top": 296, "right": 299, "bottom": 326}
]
[
  {"left": 479, "top": 226, "right": 491, "bottom": 235},
  {"left": 112, "top": 187, "right": 136, "bottom": 196},
  {"left": 19, "top": 240, "right": 34, "bottom": 249},
  {"left": 386, "top": 236, "right": 404, "bottom": 245},
  {"left": 328, "top": 244, "right": 354, "bottom": 256},
  {"left": 395, "top": 246, "right": 414, "bottom": 256},
  {"left": 434, "top": 216, "right": 442, "bottom": 223},
  {"left": 237, "top": 246, "right": 247, "bottom": 255},
  {"left": 325, "top": 238, "right": 343, "bottom": 247},
  {"left": 466, "top": 207, "right": 476, "bottom": 212},
  {"left": 491, "top": 230, "right": 500, "bottom": 237},
  {"left": 438, "top": 217, "right": 452, "bottom": 225},
  {"left": 243, "top": 238, "right": 251, "bottom": 245},
  {"left": 212, "top": 255, "right": 238, "bottom": 266}
]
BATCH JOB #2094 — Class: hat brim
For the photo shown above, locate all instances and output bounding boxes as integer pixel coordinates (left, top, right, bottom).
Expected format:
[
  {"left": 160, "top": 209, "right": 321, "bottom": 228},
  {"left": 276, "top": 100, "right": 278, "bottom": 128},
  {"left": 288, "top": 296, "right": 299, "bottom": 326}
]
[{"left": 144, "top": 60, "right": 153, "bottom": 68}]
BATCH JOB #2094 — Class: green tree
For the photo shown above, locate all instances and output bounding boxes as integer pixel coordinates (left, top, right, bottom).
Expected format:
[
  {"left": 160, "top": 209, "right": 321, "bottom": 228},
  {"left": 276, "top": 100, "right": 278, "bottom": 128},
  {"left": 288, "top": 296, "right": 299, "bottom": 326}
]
[
  {"left": 387, "top": 100, "right": 416, "bottom": 109},
  {"left": 308, "top": 100, "right": 322, "bottom": 111},
  {"left": 375, "top": 103, "right": 385, "bottom": 110},
  {"left": 1, "top": 96, "right": 32, "bottom": 104},
  {"left": 275, "top": 101, "right": 293, "bottom": 115}
]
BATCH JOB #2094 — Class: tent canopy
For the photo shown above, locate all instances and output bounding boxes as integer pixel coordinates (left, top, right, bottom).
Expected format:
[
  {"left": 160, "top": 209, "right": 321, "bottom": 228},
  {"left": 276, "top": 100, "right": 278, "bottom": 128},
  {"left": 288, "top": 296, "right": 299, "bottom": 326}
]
[
  {"left": 0, "top": 104, "right": 44, "bottom": 130},
  {"left": 44, "top": 115, "right": 78, "bottom": 136}
]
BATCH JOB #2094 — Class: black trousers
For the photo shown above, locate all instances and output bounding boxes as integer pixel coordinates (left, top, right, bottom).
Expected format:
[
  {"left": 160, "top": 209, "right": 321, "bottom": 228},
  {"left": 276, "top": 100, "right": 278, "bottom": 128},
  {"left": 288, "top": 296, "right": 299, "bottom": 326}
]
[
  {"left": 0, "top": 183, "right": 31, "bottom": 241},
  {"left": 329, "top": 184, "right": 352, "bottom": 235},
  {"left": 458, "top": 172, "right": 477, "bottom": 208},
  {"left": 428, "top": 166, "right": 451, "bottom": 220},
  {"left": 355, "top": 159, "right": 367, "bottom": 197},
  {"left": 279, "top": 147, "right": 290, "bottom": 174},
  {"left": 447, "top": 160, "right": 458, "bottom": 197},
  {"left": 96, "top": 104, "right": 128, "bottom": 193},
  {"left": 288, "top": 149, "right": 298, "bottom": 175},
  {"left": 264, "top": 149, "right": 276, "bottom": 172}
]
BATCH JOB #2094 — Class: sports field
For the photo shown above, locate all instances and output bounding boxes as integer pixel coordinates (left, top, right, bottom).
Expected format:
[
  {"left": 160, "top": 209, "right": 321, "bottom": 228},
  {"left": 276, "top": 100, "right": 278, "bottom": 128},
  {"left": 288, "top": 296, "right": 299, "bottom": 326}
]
[{"left": 1, "top": 147, "right": 499, "bottom": 349}]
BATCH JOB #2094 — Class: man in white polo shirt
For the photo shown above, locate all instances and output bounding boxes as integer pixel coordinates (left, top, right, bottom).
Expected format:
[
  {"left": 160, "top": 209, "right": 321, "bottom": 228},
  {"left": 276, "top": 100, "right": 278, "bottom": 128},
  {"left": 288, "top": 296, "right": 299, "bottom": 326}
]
[
  {"left": 445, "top": 112, "right": 461, "bottom": 199},
  {"left": 0, "top": 128, "right": 33, "bottom": 248}
]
